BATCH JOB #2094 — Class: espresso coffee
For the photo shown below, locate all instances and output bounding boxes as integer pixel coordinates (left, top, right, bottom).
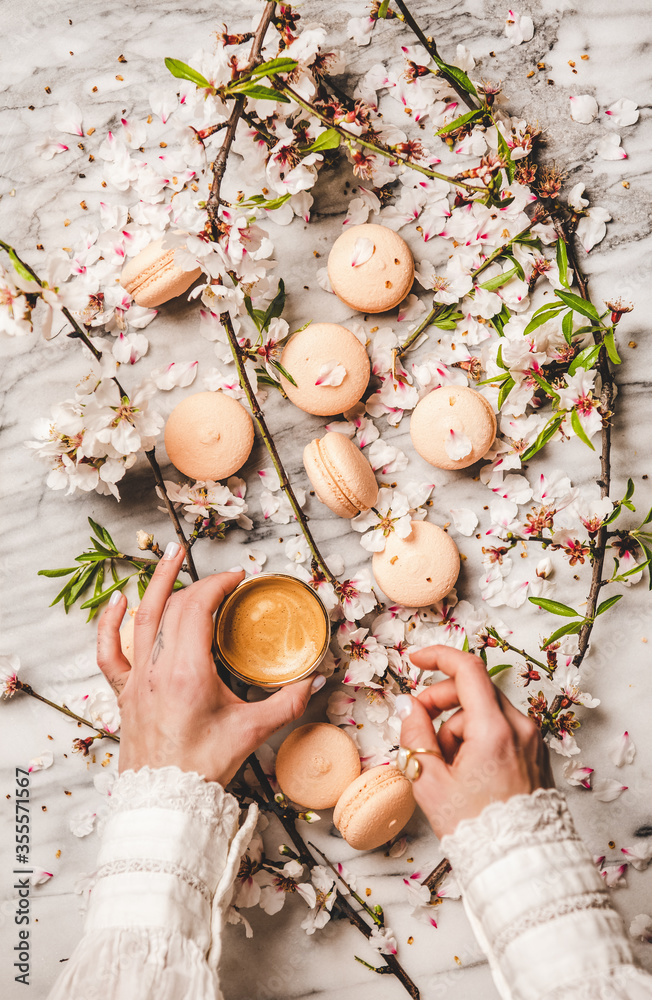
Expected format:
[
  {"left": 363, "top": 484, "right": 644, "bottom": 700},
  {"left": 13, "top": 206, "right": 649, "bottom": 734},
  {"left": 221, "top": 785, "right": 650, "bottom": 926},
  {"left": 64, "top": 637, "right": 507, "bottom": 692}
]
[{"left": 215, "top": 574, "right": 330, "bottom": 686}]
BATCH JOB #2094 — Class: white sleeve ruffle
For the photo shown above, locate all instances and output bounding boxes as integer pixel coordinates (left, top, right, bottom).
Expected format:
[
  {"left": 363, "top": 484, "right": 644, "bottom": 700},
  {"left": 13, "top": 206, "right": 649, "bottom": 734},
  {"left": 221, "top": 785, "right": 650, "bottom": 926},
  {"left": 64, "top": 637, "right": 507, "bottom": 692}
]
[
  {"left": 441, "top": 788, "right": 652, "bottom": 1000},
  {"left": 48, "top": 766, "right": 257, "bottom": 1000}
]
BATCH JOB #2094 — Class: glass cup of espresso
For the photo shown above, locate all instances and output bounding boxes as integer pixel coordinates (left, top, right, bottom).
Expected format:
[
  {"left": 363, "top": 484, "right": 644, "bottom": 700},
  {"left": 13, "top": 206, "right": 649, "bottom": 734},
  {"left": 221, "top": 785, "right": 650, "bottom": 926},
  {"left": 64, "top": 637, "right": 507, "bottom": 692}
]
[{"left": 214, "top": 573, "right": 331, "bottom": 688}]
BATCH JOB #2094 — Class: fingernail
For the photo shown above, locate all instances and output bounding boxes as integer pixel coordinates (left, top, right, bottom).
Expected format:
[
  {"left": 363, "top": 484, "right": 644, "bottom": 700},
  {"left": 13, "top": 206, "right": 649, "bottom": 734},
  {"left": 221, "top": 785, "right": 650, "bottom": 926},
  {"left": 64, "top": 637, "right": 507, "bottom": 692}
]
[
  {"left": 227, "top": 565, "right": 244, "bottom": 573},
  {"left": 108, "top": 591, "right": 122, "bottom": 607},
  {"left": 395, "top": 694, "right": 414, "bottom": 720},
  {"left": 310, "top": 674, "right": 326, "bottom": 694},
  {"left": 163, "top": 542, "right": 181, "bottom": 560}
]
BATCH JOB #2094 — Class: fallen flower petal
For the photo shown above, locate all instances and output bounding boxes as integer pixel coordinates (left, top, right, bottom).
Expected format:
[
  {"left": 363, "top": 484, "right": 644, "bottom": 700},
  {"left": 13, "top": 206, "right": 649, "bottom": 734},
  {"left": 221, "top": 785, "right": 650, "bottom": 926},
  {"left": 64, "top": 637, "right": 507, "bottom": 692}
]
[
  {"left": 629, "top": 914, "right": 652, "bottom": 942},
  {"left": 350, "top": 236, "right": 375, "bottom": 267},
  {"left": 505, "top": 10, "right": 534, "bottom": 45},
  {"left": 53, "top": 100, "right": 84, "bottom": 136},
  {"left": 450, "top": 507, "right": 478, "bottom": 536},
  {"left": 315, "top": 360, "right": 347, "bottom": 386},
  {"left": 29, "top": 751, "right": 54, "bottom": 773},
  {"left": 611, "top": 731, "right": 636, "bottom": 767},
  {"left": 593, "top": 778, "right": 628, "bottom": 802},
  {"left": 569, "top": 94, "right": 598, "bottom": 124},
  {"left": 562, "top": 760, "right": 593, "bottom": 789},
  {"left": 605, "top": 98, "right": 639, "bottom": 127},
  {"left": 445, "top": 427, "right": 473, "bottom": 461},
  {"left": 597, "top": 133, "right": 627, "bottom": 161},
  {"left": 70, "top": 810, "right": 97, "bottom": 837}
]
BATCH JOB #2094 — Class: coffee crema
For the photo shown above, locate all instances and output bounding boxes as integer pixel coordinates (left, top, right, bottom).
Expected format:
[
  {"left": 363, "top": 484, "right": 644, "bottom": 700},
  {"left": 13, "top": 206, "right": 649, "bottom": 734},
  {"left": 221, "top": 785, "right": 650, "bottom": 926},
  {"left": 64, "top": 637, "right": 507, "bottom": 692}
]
[{"left": 215, "top": 574, "right": 330, "bottom": 686}]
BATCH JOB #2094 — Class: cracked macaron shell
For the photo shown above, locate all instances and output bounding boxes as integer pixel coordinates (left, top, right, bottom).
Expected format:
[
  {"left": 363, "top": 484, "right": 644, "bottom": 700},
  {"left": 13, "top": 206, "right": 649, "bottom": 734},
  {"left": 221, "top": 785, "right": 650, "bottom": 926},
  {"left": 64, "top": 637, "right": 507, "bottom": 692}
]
[
  {"left": 120, "top": 237, "right": 201, "bottom": 308},
  {"left": 372, "top": 519, "right": 460, "bottom": 607},
  {"left": 333, "top": 765, "right": 415, "bottom": 851},
  {"left": 279, "top": 323, "right": 370, "bottom": 416},
  {"left": 327, "top": 223, "right": 415, "bottom": 314},
  {"left": 303, "top": 432, "right": 378, "bottom": 519},
  {"left": 275, "top": 723, "right": 361, "bottom": 810},
  {"left": 164, "top": 391, "right": 254, "bottom": 481},
  {"left": 410, "top": 385, "right": 497, "bottom": 470}
]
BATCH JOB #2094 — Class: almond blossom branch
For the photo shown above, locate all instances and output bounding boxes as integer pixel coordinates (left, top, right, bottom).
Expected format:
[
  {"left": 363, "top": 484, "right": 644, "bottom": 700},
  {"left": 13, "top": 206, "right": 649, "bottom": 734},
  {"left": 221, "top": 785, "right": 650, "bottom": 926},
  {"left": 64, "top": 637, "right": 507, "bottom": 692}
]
[
  {"left": 391, "top": 0, "right": 479, "bottom": 112},
  {"left": 308, "top": 840, "right": 384, "bottom": 926},
  {"left": 220, "top": 310, "right": 339, "bottom": 589},
  {"left": 552, "top": 221, "right": 615, "bottom": 669},
  {"left": 206, "top": 1, "right": 278, "bottom": 238},
  {"left": 0, "top": 241, "right": 199, "bottom": 582},
  {"left": 273, "top": 82, "right": 484, "bottom": 193},
  {"left": 13, "top": 681, "right": 120, "bottom": 743},
  {"left": 246, "top": 753, "right": 420, "bottom": 999},
  {"left": 394, "top": 303, "right": 446, "bottom": 361}
]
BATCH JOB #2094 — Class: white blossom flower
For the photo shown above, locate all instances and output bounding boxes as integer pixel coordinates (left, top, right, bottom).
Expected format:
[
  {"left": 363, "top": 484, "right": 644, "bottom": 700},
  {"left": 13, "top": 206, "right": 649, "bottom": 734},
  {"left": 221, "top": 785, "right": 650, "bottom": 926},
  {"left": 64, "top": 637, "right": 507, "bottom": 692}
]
[
  {"left": 338, "top": 622, "right": 389, "bottom": 685},
  {"left": 300, "top": 866, "right": 337, "bottom": 934},
  {"left": 352, "top": 488, "right": 413, "bottom": 553},
  {"left": 369, "top": 925, "right": 398, "bottom": 955},
  {"left": 562, "top": 760, "right": 593, "bottom": 789},
  {"left": 629, "top": 914, "right": 652, "bottom": 941},
  {"left": 557, "top": 370, "right": 603, "bottom": 440},
  {"left": 577, "top": 205, "right": 611, "bottom": 253}
]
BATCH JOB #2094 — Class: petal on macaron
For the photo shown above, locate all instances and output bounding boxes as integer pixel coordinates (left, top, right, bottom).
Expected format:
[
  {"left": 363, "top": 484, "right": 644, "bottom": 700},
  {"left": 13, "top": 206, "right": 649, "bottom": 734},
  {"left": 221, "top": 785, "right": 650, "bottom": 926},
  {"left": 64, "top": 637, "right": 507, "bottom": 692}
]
[
  {"left": 444, "top": 428, "right": 473, "bottom": 461},
  {"left": 315, "top": 360, "right": 347, "bottom": 387},
  {"left": 350, "top": 236, "right": 375, "bottom": 267}
]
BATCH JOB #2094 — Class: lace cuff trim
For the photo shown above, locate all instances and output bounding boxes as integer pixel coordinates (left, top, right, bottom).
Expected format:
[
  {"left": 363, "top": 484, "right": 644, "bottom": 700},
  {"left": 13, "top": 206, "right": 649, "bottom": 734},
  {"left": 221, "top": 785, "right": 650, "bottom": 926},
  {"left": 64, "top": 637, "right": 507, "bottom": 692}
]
[
  {"left": 108, "top": 766, "right": 239, "bottom": 830},
  {"left": 491, "top": 890, "right": 611, "bottom": 958},
  {"left": 90, "top": 858, "right": 212, "bottom": 904},
  {"left": 441, "top": 788, "right": 579, "bottom": 885}
]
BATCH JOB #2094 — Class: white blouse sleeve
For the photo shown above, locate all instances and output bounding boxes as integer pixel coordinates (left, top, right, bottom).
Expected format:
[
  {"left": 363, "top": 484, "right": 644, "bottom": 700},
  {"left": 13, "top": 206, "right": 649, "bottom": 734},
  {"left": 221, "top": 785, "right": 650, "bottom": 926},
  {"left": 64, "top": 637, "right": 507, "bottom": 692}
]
[
  {"left": 440, "top": 788, "right": 652, "bottom": 1000},
  {"left": 48, "top": 766, "right": 257, "bottom": 1000}
]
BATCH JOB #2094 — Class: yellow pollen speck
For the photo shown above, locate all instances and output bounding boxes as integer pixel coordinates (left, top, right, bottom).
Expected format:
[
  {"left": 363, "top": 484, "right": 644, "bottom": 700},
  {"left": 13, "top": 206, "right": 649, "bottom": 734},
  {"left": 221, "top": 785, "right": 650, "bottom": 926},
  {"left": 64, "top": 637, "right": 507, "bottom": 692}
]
[
  {"left": 86, "top": 127, "right": 95, "bottom": 136},
  {"left": 581, "top": 54, "right": 589, "bottom": 60},
  {"left": 527, "top": 70, "right": 534, "bottom": 78},
  {"left": 407, "top": 936, "right": 414, "bottom": 945},
  {"left": 629, "top": 341, "right": 637, "bottom": 348},
  {"left": 55, "top": 849, "right": 61, "bottom": 859},
  {"left": 622, "top": 181, "right": 630, "bottom": 189},
  {"left": 116, "top": 74, "right": 124, "bottom": 81},
  {"left": 454, "top": 956, "right": 462, "bottom": 966},
  {"left": 365, "top": 887, "right": 372, "bottom": 897}
]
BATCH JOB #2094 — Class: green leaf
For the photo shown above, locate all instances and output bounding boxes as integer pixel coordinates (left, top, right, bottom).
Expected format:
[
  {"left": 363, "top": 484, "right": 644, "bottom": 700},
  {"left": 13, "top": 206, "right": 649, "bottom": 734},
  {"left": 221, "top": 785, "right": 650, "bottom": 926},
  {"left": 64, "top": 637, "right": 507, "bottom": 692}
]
[
  {"left": 248, "top": 57, "right": 298, "bottom": 79},
  {"left": 65, "top": 564, "right": 99, "bottom": 613},
  {"left": 262, "top": 278, "right": 286, "bottom": 330},
  {"left": 529, "top": 371, "right": 558, "bottom": 400},
  {"left": 241, "top": 192, "right": 293, "bottom": 212},
  {"left": 523, "top": 304, "right": 565, "bottom": 337},
  {"left": 596, "top": 594, "right": 623, "bottom": 615},
  {"left": 302, "top": 128, "right": 341, "bottom": 153},
  {"left": 477, "top": 371, "right": 511, "bottom": 387},
  {"left": 562, "top": 310, "right": 574, "bottom": 345},
  {"left": 87, "top": 562, "right": 106, "bottom": 622},
  {"left": 543, "top": 620, "right": 584, "bottom": 646},
  {"left": 38, "top": 567, "right": 78, "bottom": 578},
  {"left": 230, "top": 83, "right": 289, "bottom": 103},
  {"left": 495, "top": 128, "right": 515, "bottom": 183},
  {"left": 489, "top": 304, "right": 512, "bottom": 337},
  {"left": 640, "top": 543, "right": 652, "bottom": 591},
  {"left": 80, "top": 575, "right": 132, "bottom": 610},
  {"left": 555, "top": 289, "right": 600, "bottom": 323},
  {"left": 432, "top": 56, "right": 477, "bottom": 97},
  {"left": 164, "top": 57, "right": 211, "bottom": 89},
  {"left": 568, "top": 342, "right": 602, "bottom": 376},
  {"left": 49, "top": 572, "right": 81, "bottom": 607},
  {"left": 528, "top": 596, "right": 581, "bottom": 617},
  {"left": 488, "top": 663, "right": 513, "bottom": 678},
  {"left": 269, "top": 359, "right": 297, "bottom": 386},
  {"left": 76, "top": 552, "right": 113, "bottom": 563},
  {"left": 244, "top": 297, "right": 266, "bottom": 332},
  {"left": 639, "top": 507, "right": 652, "bottom": 527},
  {"left": 556, "top": 238, "right": 570, "bottom": 289},
  {"left": 603, "top": 328, "right": 621, "bottom": 365},
  {"left": 497, "top": 376, "right": 515, "bottom": 410},
  {"left": 376, "top": 0, "right": 391, "bottom": 16},
  {"left": 8, "top": 248, "right": 37, "bottom": 284},
  {"left": 435, "top": 109, "right": 483, "bottom": 136},
  {"left": 88, "top": 517, "right": 116, "bottom": 550},
  {"left": 570, "top": 408, "right": 596, "bottom": 451},
  {"left": 521, "top": 413, "right": 564, "bottom": 462},
  {"left": 624, "top": 477, "right": 635, "bottom": 502},
  {"left": 478, "top": 265, "right": 520, "bottom": 291}
]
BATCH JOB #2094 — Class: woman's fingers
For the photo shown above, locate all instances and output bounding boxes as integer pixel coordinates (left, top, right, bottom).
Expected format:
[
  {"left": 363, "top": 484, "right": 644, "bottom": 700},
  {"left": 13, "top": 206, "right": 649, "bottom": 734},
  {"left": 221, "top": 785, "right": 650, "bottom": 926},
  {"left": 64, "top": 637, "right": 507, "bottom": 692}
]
[
  {"left": 409, "top": 646, "right": 503, "bottom": 739},
  {"left": 134, "top": 542, "right": 186, "bottom": 652},
  {"left": 416, "top": 678, "right": 460, "bottom": 718},
  {"left": 97, "top": 593, "right": 132, "bottom": 695},
  {"left": 396, "top": 694, "right": 448, "bottom": 778},
  {"left": 436, "top": 709, "right": 465, "bottom": 764}
]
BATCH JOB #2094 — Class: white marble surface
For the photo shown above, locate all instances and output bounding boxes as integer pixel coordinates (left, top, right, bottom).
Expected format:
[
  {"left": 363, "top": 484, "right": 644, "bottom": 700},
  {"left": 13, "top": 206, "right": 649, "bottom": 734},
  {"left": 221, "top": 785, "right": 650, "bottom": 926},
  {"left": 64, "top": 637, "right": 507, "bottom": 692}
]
[{"left": 1, "top": 1, "right": 652, "bottom": 998}]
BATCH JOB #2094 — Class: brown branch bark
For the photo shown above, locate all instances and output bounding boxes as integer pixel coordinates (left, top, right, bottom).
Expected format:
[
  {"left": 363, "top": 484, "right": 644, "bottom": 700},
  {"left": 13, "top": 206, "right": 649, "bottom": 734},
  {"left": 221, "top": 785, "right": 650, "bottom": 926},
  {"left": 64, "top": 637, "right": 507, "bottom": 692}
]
[
  {"left": 220, "top": 310, "right": 339, "bottom": 589},
  {"left": 206, "top": 2, "right": 278, "bottom": 239},
  {"left": 16, "top": 682, "right": 120, "bottom": 743}
]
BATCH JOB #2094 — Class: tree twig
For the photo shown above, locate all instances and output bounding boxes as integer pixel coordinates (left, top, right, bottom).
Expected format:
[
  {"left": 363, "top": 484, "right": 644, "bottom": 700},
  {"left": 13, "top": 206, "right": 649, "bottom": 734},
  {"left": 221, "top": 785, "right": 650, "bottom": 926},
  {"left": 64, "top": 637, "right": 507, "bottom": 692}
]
[
  {"left": 206, "top": 1, "right": 278, "bottom": 239},
  {"left": 220, "top": 310, "right": 339, "bottom": 589},
  {"left": 15, "top": 682, "right": 120, "bottom": 743}
]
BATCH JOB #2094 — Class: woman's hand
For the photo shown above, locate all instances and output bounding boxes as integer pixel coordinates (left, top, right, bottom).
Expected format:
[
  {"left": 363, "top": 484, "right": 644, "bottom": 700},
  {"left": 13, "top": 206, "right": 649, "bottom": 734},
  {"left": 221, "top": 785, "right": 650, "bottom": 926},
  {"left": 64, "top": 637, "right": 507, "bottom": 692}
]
[
  {"left": 96, "top": 543, "right": 325, "bottom": 786},
  {"left": 396, "top": 645, "right": 554, "bottom": 839}
]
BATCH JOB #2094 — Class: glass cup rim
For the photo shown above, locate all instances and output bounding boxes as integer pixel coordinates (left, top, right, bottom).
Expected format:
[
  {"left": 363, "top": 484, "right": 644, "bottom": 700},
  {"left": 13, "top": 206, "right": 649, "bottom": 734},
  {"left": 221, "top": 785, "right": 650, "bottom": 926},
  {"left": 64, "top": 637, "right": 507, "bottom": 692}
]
[{"left": 214, "top": 572, "right": 331, "bottom": 688}]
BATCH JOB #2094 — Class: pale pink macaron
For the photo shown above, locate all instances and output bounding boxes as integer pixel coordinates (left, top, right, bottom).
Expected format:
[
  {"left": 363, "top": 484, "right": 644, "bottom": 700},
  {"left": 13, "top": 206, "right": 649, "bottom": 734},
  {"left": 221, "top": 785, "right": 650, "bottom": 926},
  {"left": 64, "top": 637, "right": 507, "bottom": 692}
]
[
  {"left": 327, "top": 223, "right": 414, "bottom": 314},
  {"left": 276, "top": 723, "right": 361, "bottom": 810},
  {"left": 279, "top": 323, "right": 370, "bottom": 416},
  {"left": 333, "top": 765, "right": 415, "bottom": 851},
  {"left": 303, "top": 432, "right": 378, "bottom": 519},
  {"left": 164, "top": 391, "right": 254, "bottom": 481},
  {"left": 410, "top": 385, "right": 497, "bottom": 470},
  {"left": 372, "top": 519, "right": 460, "bottom": 607},
  {"left": 120, "top": 238, "right": 201, "bottom": 308}
]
